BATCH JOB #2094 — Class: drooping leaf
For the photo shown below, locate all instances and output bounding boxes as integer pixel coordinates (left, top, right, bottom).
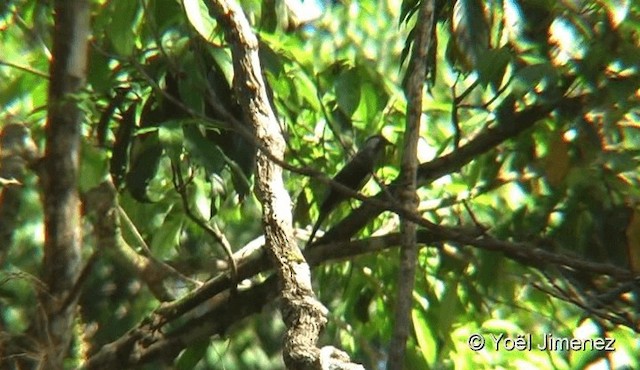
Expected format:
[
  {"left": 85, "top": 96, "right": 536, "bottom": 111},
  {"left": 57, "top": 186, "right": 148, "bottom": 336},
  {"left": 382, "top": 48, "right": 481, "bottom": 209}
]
[
  {"left": 79, "top": 141, "right": 109, "bottom": 192},
  {"left": 293, "top": 189, "right": 311, "bottom": 227},
  {"left": 97, "top": 87, "right": 130, "bottom": 147},
  {"left": 511, "top": 63, "right": 557, "bottom": 98},
  {"left": 126, "top": 134, "right": 163, "bottom": 203},
  {"left": 183, "top": 124, "right": 226, "bottom": 176},
  {"left": 183, "top": 0, "right": 218, "bottom": 40},
  {"left": 399, "top": 0, "right": 420, "bottom": 25},
  {"left": 147, "top": 0, "right": 184, "bottom": 33},
  {"left": 543, "top": 132, "right": 570, "bottom": 187},
  {"left": 110, "top": 102, "right": 137, "bottom": 189},
  {"left": 451, "top": 0, "right": 490, "bottom": 70},
  {"left": 86, "top": 47, "right": 113, "bottom": 94},
  {"left": 158, "top": 120, "right": 185, "bottom": 162},
  {"left": 476, "top": 47, "right": 511, "bottom": 90},
  {"left": 150, "top": 207, "right": 184, "bottom": 258},
  {"left": 400, "top": 25, "right": 416, "bottom": 70},
  {"left": 227, "top": 148, "right": 253, "bottom": 201},
  {"left": 412, "top": 308, "right": 437, "bottom": 366},
  {"left": 259, "top": 0, "right": 278, "bottom": 33},
  {"left": 207, "top": 47, "right": 234, "bottom": 88},
  {"left": 177, "top": 53, "right": 205, "bottom": 116},
  {"left": 175, "top": 340, "right": 209, "bottom": 370},
  {"left": 602, "top": 149, "right": 640, "bottom": 174},
  {"left": 107, "top": 0, "right": 140, "bottom": 56},
  {"left": 335, "top": 67, "right": 361, "bottom": 118},
  {"left": 354, "top": 81, "right": 383, "bottom": 125},
  {"left": 291, "top": 67, "right": 320, "bottom": 110}
]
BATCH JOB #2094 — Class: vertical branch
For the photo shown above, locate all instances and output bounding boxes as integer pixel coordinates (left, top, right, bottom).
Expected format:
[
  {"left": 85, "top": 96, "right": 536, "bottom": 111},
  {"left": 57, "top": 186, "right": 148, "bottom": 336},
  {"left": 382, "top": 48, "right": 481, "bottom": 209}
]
[
  {"left": 206, "top": 1, "right": 363, "bottom": 368},
  {"left": 388, "top": 1, "right": 435, "bottom": 368},
  {"left": 38, "top": 0, "right": 89, "bottom": 368}
]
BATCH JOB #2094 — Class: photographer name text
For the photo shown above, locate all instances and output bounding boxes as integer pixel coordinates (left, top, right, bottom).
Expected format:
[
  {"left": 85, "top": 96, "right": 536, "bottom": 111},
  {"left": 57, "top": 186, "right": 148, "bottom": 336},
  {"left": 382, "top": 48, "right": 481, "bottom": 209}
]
[{"left": 490, "top": 333, "right": 615, "bottom": 352}]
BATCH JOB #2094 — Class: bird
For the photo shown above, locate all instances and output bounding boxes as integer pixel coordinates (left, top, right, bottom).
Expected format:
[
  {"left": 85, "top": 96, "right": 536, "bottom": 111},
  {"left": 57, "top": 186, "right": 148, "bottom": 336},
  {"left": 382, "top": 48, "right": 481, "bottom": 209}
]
[{"left": 306, "top": 134, "right": 390, "bottom": 248}]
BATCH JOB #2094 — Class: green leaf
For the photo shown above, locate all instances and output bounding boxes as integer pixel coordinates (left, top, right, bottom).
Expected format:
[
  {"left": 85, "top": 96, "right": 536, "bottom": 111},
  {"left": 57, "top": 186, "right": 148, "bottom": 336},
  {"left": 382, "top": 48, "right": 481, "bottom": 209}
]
[
  {"left": 511, "top": 63, "right": 556, "bottom": 98},
  {"left": 183, "top": 124, "right": 226, "bottom": 175},
  {"left": 0, "top": 75, "right": 25, "bottom": 108},
  {"left": 400, "top": 0, "right": 420, "bottom": 25},
  {"left": 79, "top": 141, "right": 109, "bottom": 192},
  {"left": 158, "top": 120, "right": 185, "bottom": 162},
  {"left": 400, "top": 26, "right": 415, "bottom": 69},
  {"left": 291, "top": 68, "right": 320, "bottom": 110},
  {"left": 150, "top": 208, "right": 184, "bottom": 258},
  {"left": 183, "top": 0, "right": 217, "bottom": 40},
  {"left": 259, "top": 41, "right": 286, "bottom": 78},
  {"left": 335, "top": 68, "right": 361, "bottom": 118},
  {"left": 481, "top": 318, "right": 523, "bottom": 335},
  {"left": 177, "top": 54, "right": 205, "bottom": 115},
  {"left": 208, "top": 47, "right": 234, "bottom": 87},
  {"left": 436, "top": 279, "right": 460, "bottom": 339},
  {"left": 175, "top": 340, "right": 209, "bottom": 370},
  {"left": 293, "top": 187, "right": 311, "bottom": 227},
  {"left": 126, "top": 135, "right": 163, "bottom": 203},
  {"left": 87, "top": 47, "right": 112, "bottom": 94},
  {"left": 451, "top": 0, "right": 490, "bottom": 70},
  {"left": 476, "top": 47, "right": 511, "bottom": 90},
  {"left": 354, "top": 82, "right": 380, "bottom": 125},
  {"left": 147, "top": 0, "right": 183, "bottom": 33},
  {"left": 107, "top": 0, "right": 140, "bottom": 56},
  {"left": 110, "top": 102, "right": 137, "bottom": 189},
  {"left": 412, "top": 308, "right": 437, "bottom": 366},
  {"left": 227, "top": 154, "right": 253, "bottom": 200},
  {"left": 259, "top": 0, "right": 277, "bottom": 32}
]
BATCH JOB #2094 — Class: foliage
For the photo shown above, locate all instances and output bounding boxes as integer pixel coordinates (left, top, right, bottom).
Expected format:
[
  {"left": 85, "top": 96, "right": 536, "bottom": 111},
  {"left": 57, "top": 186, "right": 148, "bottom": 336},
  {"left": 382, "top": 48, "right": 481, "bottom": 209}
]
[{"left": 1, "top": 0, "right": 639, "bottom": 369}]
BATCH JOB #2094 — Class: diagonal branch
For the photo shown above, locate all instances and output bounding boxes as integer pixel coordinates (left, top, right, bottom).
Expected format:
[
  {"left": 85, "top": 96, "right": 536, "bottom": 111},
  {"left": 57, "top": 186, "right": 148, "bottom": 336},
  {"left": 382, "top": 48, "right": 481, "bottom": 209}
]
[
  {"left": 81, "top": 224, "right": 639, "bottom": 369},
  {"left": 318, "top": 95, "right": 582, "bottom": 245},
  {"left": 204, "top": 1, "right": 363, "bottom": 368}
]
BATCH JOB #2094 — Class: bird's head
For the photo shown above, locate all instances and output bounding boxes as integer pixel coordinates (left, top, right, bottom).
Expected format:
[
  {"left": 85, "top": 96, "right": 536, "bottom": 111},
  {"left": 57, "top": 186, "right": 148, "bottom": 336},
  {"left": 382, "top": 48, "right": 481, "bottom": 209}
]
[{"left": 361, "top": 134, "right": 391, "bottom": 163}]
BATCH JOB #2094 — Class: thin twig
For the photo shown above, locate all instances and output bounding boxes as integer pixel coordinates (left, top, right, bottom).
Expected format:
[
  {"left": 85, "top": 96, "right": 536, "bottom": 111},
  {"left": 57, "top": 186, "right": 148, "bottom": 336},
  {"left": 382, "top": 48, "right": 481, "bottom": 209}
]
[{"left": 170, "top": 161, "right": 238, "bottom": 290}]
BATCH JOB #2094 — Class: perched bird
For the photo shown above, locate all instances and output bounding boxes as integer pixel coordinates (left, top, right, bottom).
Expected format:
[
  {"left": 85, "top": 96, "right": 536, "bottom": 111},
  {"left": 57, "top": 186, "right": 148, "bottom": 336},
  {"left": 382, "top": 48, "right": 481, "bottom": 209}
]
[{"left": 306, "top": 135, "right": 390, "bottom": 248}]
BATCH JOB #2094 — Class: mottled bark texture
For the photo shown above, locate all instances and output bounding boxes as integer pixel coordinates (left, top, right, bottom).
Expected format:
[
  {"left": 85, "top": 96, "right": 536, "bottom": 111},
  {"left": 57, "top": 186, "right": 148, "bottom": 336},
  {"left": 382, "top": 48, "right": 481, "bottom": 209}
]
[
  {"left": 205, "top": 0, "right": 363, "bottom": 368},
  {"left": 37, "top": 1, "right": 89, "bottom": 368},
  {"left": 388, "top": 1, "right": 435, "bottom": 368}
]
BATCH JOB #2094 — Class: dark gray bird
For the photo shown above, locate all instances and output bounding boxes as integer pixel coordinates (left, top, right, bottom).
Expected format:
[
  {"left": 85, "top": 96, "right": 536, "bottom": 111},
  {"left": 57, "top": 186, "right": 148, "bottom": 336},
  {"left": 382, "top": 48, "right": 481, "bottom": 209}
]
[{"left": 306, "top": 135, "right": 390, "bottom": 248}]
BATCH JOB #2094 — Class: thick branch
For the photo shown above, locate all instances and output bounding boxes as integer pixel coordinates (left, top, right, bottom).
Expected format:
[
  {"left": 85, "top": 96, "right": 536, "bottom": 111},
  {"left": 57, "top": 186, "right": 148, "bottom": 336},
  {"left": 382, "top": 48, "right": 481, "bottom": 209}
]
[
  {"left": 36, "top": 1, "right": 89, "bottom": 368},
  {"left": 205, "top": 1, "right": 361, "bottom": 368},
  {"left": 317, "top": 96, "right": 575, "bottom": 245},
  {"left": 82, "top": 224, "right": 638, "bottom": 368}
]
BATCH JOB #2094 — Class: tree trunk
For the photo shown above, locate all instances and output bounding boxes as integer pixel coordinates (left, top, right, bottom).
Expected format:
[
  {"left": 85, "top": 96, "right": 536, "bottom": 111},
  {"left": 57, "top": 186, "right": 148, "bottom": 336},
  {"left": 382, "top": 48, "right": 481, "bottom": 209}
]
[{"left": 37, "top": 1, "right": 90, "bottom": 368}]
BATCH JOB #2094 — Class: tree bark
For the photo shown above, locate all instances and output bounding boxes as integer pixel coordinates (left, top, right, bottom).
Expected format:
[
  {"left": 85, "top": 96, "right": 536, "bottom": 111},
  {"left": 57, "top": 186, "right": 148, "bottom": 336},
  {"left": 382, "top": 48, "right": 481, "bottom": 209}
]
[
  {"left": 204, "top": 1, "right": 363, "bottom": 368},
  {"left": 388, "top": 1, "right": 435, "bottom": 368},
  {"left": 37, "top": 0, "right": 89, "bottom": 368}
]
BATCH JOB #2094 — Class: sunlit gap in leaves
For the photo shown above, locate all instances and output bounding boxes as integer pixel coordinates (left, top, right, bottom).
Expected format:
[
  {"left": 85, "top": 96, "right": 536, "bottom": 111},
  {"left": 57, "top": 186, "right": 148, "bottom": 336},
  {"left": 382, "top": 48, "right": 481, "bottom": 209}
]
[
  {"left": 548, "top": 17, "right": 586, "bottom": 66},
  {"left": 286, "top": 0, "right": 324, "bottom": 26}
]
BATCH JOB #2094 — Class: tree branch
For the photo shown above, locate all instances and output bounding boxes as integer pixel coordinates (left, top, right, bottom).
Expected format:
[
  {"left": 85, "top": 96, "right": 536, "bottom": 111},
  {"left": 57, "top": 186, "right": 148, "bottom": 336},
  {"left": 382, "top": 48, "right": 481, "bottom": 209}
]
[
  {"left": 389, "top": 0, "right": 434, "bottom": 367},
  {"left": 81, "top": 223, "right": 639, "bottom": 368},
  {"left": 34, "top": 1, "right": 90, "bottom": 368},
  {"left": 317, "top": 95, "right": 581, "bottom": 245},
  {"left": 204, "top": 1, "right": 362, "bottom": 368}
]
